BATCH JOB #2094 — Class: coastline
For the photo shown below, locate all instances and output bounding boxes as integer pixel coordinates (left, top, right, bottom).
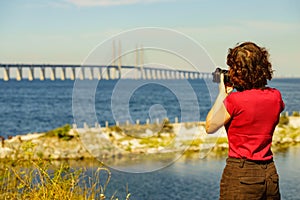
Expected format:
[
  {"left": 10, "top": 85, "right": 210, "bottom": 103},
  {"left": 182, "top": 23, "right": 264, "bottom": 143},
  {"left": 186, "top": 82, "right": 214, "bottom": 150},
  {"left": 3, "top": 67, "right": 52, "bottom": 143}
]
[{"left": 1, "top": 116, "right": 300, "bottom": 161}]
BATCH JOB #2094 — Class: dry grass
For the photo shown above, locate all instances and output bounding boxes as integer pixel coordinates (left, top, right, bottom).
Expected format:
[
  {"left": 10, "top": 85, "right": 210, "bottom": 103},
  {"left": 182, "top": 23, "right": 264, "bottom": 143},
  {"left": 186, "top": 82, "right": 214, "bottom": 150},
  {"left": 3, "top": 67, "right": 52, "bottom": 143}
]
[{"left": 0, "top": 159, "right": 130, "bottom": 200}]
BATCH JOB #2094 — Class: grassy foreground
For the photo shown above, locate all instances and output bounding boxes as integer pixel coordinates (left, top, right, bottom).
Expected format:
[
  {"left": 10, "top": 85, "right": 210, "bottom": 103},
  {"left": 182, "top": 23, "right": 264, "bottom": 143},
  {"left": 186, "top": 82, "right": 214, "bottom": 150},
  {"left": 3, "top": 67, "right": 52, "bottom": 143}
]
[{"left": 0, "top": 159, "right": 130, "bottom": 200}]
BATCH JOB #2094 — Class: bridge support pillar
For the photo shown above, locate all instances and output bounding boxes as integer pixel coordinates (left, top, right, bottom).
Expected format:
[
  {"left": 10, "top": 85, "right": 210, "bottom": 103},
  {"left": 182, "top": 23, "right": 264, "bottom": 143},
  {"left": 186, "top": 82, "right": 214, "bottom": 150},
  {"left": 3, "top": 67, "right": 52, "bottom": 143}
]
[
  {"left": 157, "top": 70, "right": 162, "bottom": 79},
  {"left": 198, "top": 73, "right": 203, "bottom": 79},
  {"left": 3, "top": 67, "right": 9, "bottom": 81},
  {"left": 143, "top": 69, "right": 147, "bottom": 79},
  {"left": 173, "top": 71, "right": 176, "bottom": 79},
  {"left": 28, "top": 67, "right": 34, "bottom": 81},
  {"left": 134, "top": 67, "right": 138, "bottom": 79},
  {"left": 180, "top": 71, "right": 183, "bottom": 79},
  {"left": 61, "top": 67, "right": 66, "bottom": 80},
  {"left": 151, "top": 69, "right": 156, "bottom": 80},
  {"left": 50, "top": 67, "right": 56, "bottom": 81},
  {"left": 159, "top": 70, "right": 165, "bottom": 79},
  {"left": 117, "top": 66, "right": 122, "bottom": 79},
  {"left": 70, "top": 67, "right": 75, "bottom": 80},
  {"left": 97, "top": 68, "right": 102, "bottom": 80},
  {"left": 175, "top": 71, "right": 179, "bottom": 79},
  {"left": 164, "top": 70, "right": 168, "bottom": 79},
  {"left": 88, "top": 67, "right": 93, "bottom": 80},
  {"left": 79, "top": 67, "right": 85, "bottom": 80},
  {"left": 169, "top": 71, "right": 174, "bottom": 79},
  {"left": 40, "top": 67, "right": 45, "bottom": 81},
  {"left": 193, "top": 72, "right": 198, "bottom": 79},
  {"left": 109, "top": 67, "right": 115, "bottom": 80},
  {"left": 185, "top": 72, "right": 189, "bottom": 79},
  {"left": 103, "top": 67, "right": 109, "bottom": 80},
  {"left": 140, "top": 67, "right": 145, "bottom": 79},
  {"left": 146, "top": 69, "right": 152, "bottom": 79},
  {"left": 166, "top": 70, "right": 171, "bottom": 79},
  {"left": 155, "top": 70, "right": 159, "bottom": 79},
  {"left": 106, "top": 67, "right": 111, "bottom": 80},
  {"left": 16, "top": 67, "right": 22, "bottom": 81}
]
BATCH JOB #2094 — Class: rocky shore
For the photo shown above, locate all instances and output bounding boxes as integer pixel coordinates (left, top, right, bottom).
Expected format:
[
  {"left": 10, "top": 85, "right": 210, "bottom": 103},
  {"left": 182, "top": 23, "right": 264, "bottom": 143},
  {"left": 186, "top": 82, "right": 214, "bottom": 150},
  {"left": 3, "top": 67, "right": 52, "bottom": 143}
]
[{"left": 1, "top": 116, "right": 300, "bottom": 161}]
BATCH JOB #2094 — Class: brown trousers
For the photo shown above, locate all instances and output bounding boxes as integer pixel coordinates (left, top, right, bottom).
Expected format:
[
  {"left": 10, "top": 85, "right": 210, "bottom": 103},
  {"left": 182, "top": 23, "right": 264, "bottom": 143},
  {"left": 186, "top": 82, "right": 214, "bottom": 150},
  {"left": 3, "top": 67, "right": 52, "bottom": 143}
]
[{"left": 220, "top": 158, "right": 280, "bottom": 200}]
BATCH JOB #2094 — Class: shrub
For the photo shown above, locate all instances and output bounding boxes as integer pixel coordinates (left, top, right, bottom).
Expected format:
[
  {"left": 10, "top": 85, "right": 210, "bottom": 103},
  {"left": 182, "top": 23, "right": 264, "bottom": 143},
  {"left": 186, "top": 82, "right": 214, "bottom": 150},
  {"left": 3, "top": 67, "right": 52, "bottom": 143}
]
[
  {"left": 45, "top": 124, "right": 73, "bottom": 141},
  {"left": 278, "top": 115, "right": 289, "bottom": 127},
  {"left": 109, "top": 126, "right": 123, "bottom": 133},
  {"left": 292, "top": 111, "right": 300, "bottom": 116}
]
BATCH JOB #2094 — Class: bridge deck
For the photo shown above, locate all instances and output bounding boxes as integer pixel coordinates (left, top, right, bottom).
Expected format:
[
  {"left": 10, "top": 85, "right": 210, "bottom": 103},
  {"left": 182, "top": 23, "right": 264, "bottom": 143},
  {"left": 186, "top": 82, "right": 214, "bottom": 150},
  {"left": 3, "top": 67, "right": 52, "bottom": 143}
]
[{"left": 0, "top": 63, "right": 211, "bottom": 81}]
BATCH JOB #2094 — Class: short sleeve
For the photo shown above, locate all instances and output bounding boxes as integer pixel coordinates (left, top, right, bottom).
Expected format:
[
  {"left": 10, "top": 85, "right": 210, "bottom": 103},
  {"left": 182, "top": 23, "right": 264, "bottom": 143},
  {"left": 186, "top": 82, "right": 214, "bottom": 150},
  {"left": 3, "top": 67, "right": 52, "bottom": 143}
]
[{"left": 223, "top": 94, "right": 236, "bottom": 116}]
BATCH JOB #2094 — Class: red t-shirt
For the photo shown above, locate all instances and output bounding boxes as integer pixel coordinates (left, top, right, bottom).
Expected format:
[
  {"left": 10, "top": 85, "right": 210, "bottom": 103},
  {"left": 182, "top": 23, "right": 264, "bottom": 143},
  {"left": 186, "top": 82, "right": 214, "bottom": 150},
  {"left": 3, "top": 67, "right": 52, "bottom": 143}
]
[{"left": 223, "top": 88, "right": 285, "bottom": 161}]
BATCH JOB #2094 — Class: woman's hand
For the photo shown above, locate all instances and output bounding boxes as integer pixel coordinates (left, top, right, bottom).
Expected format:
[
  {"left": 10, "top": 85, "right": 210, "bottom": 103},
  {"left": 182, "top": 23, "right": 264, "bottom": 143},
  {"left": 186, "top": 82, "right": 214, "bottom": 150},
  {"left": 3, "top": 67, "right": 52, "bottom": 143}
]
[{"left": 219, "top": 73, "right": 233, "bottom": 95}]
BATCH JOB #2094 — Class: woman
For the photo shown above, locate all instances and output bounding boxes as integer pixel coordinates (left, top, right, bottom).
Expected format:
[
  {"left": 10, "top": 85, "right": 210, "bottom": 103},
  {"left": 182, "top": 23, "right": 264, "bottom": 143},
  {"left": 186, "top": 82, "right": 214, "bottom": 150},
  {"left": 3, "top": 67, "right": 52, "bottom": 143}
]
[{"left": 206, "top": 42, "right": 284, "bottom": 200}]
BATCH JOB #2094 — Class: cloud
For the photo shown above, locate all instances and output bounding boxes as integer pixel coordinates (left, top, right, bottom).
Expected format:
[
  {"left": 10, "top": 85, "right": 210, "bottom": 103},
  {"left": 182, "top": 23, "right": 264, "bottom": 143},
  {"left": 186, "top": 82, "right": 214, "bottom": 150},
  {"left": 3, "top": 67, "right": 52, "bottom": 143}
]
[{"left": 64, "top": 0, "right": 171, "bottom": 7}]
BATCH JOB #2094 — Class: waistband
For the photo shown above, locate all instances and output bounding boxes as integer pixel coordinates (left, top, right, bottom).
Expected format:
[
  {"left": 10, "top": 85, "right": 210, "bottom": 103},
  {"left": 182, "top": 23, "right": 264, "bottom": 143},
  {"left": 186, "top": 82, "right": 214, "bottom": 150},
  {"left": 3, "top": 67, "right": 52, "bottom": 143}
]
[{"left": 227, "top": 157, "right": 274, "bottom": 168}]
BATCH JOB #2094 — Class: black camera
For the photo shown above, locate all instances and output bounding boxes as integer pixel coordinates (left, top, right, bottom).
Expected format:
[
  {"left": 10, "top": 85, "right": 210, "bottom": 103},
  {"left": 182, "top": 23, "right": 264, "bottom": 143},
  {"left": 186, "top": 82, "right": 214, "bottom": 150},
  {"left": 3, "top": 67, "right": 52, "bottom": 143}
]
[{"left": 212, "top": 67, "right": 231, "bottom": 85}]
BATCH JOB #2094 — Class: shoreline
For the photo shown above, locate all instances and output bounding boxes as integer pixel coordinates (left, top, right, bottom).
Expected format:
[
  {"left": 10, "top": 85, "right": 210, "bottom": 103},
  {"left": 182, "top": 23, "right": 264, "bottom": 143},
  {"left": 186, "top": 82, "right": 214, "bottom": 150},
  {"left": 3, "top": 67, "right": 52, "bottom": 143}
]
[{"left": 1, "top": 116, "right": 300, "bottom": 162}]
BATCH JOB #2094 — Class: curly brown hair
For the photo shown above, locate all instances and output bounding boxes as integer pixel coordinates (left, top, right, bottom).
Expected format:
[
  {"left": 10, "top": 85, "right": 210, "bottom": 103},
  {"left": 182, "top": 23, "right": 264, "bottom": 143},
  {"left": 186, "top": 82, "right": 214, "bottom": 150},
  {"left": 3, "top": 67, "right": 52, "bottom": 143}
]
[{"left": 226, "top": 42, "right": 273, "bottom": 90}]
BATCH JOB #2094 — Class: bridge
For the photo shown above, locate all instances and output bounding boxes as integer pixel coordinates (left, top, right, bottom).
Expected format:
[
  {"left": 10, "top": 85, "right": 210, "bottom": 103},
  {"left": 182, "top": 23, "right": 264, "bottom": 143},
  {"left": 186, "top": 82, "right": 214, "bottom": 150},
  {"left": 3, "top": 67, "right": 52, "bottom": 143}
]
[{"left": 0, "top": 64, "right": 211, "bottom": 81}]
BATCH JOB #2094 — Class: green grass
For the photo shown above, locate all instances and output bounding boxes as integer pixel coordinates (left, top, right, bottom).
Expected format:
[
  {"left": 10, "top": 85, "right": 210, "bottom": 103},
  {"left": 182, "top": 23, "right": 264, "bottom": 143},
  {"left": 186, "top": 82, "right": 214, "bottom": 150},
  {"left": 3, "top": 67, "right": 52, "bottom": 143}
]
[
  {"left": 204, "top": 137, "right": 228, "bottom": 144},
  {"left": 139, "top": 136, "right": 175, "bottom": 148},
  {"left": 216, "top": 137, "right": 228, "bottom": 144},
  {"left": 181, "top": 138, "right": 204, "bottom": 147},
  {"left": 44, "top": 124, "right": 74, "bottom": 141}
]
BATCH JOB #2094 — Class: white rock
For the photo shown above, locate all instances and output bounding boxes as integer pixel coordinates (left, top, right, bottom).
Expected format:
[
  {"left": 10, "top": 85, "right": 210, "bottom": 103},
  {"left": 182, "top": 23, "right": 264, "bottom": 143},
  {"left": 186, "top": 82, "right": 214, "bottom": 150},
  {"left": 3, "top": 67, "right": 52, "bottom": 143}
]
[
  {"left": 20, "top": 133, "right": 44, "bottom": 141},
  {"left": 282, "top": 137, "right": 293, "bottom": 143},
  {"left": 294, "top": 136, "right": 300, "bottom": 143},
  {"left": 0, "top": 147, "right": 14, "bottom": 158},
  {"left": 289, "top": 117, "right": 300, "bottom": 128}
]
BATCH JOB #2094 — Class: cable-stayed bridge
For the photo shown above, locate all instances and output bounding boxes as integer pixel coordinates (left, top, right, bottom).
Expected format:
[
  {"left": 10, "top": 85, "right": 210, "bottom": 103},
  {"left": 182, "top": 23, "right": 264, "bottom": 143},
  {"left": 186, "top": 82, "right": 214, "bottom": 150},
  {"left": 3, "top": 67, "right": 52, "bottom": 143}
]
[{"left": 0, "top": 64, "right": 211, "bottom": 81}]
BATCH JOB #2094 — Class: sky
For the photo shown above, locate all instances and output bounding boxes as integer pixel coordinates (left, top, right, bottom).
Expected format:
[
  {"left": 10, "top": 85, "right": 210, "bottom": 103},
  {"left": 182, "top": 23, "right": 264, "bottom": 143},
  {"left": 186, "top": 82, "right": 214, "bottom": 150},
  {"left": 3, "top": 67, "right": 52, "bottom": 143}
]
[{"left": 0, "top": 0, "right": 300, "bottom": 77}]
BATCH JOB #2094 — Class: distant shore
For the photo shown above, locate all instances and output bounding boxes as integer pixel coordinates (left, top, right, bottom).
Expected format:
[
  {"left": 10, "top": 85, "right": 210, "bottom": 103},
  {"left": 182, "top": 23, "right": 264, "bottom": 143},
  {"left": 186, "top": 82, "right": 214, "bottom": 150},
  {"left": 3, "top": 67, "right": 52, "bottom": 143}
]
[{"left": 1, "top": 115, "right": 300, "bottom": 161}]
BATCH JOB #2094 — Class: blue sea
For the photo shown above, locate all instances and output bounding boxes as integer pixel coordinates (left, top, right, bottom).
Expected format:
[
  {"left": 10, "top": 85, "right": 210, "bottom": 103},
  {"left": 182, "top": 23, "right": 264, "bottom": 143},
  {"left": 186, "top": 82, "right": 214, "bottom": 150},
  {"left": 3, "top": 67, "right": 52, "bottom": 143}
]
[
  {"left": 1, "top": 78, "right": 300, "bottom": 200},
  {"left": 0, "top": 78, "right": 299, "bottom": 138}
]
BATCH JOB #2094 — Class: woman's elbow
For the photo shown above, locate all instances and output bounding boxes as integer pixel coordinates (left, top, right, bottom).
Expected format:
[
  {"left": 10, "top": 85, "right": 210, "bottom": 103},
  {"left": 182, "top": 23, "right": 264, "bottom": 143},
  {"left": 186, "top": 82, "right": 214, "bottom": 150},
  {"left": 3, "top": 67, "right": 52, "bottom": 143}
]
[
  {"left": 206, "top": 119, "right": 225, "bottom": 133},
  {"left": 205, "top": 122, "right": 217, "bottom": 134}
]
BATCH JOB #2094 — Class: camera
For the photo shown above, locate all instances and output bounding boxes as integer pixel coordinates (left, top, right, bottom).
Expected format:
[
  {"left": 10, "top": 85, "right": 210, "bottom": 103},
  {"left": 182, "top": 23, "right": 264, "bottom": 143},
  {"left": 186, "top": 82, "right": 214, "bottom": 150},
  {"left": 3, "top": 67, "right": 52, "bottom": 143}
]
[{"left": 212, "top": 67, "right": 231, "bottom": 85}]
